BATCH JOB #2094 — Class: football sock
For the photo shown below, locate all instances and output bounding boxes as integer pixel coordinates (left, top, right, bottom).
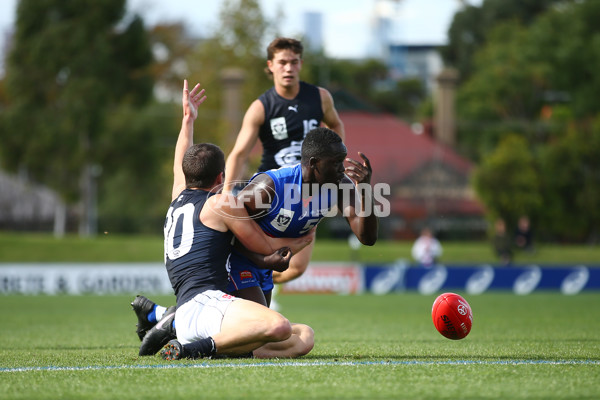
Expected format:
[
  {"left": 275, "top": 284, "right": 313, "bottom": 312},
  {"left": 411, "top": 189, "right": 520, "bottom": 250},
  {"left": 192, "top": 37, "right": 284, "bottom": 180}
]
[
  {"left": 182, "top": 337, "right": 217, "bottom": 359},
  {"left": 147, "top": 305, "right": 167, "bottom": 323}
]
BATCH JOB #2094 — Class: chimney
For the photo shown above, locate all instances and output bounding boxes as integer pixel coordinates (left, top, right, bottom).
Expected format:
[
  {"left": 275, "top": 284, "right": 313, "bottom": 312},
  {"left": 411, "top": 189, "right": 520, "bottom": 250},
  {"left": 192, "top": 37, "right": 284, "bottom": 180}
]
[
  {"left": 220, "top": 68, "right": 246, "bottom": 144},
  {"left": 434, "top": 68, "right": 459, "bottom": 147}
]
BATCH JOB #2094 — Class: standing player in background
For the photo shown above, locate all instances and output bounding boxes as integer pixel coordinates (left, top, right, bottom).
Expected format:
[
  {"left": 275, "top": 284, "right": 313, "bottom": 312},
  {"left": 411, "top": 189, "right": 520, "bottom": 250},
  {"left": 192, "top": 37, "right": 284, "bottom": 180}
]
[{"left": 224, "top": 37, "right": 345, "bottom": 290}]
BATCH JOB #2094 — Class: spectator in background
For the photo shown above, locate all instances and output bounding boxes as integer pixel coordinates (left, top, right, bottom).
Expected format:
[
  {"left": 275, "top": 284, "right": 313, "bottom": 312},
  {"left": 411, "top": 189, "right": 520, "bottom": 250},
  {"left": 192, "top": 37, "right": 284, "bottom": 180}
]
[
  {"left": 515, "top": 215, "right": 534, "bottom": 253},
  {"left": 493, "top": 218, "right": 512, "bottom": 266},
  {"left": 411, "top": 227, "right": 443, "bottom": 268}
]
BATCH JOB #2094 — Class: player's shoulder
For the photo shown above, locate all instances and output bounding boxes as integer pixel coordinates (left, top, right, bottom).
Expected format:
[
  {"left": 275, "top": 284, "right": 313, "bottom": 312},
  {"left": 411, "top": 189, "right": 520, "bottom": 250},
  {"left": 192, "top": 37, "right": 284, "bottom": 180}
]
[
  {"left": 249, "top": 170, "right": 277, "bottom": 189},
  {"left": 244, "top": 99, "right": 265, "bottom": 122},
  {"left": 200, "top": 194, "right": 230, "bottom": 231},
  {"left": 258, "top": 86, "right": 277, "bottom": 102},
  {"left": 317, "top": 86, "right": 333, "bottom": 100},
  {"left": 268, "top": 164, "right": 301, "bottom": 179},
  {"left": 249, "top": 98, "right": 265, "bottom": 110},
  {"left": 299, "top": 81, "right": 323, "bottom": 94}
]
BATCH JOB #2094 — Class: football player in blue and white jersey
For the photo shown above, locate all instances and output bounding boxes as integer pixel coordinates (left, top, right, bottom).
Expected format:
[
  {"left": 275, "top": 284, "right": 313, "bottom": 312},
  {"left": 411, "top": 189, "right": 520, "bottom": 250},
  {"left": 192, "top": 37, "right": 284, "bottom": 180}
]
[{"left": 226, "top": 127, "right": 378, "bottom": 306}]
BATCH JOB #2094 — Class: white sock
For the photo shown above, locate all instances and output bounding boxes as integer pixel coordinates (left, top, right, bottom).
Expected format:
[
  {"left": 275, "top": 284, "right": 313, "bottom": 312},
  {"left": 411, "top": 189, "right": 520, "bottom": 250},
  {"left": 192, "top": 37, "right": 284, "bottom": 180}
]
[{"left": 155, "top": 305, "right": 167, "bottom": 321}]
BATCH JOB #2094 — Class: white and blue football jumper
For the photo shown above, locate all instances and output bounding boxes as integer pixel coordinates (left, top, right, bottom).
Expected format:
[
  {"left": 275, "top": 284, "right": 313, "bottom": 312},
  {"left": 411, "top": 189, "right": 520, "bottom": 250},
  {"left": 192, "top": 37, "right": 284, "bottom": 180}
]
[{"left": 227, "top": 164, "right": 337, "bottom": 292}]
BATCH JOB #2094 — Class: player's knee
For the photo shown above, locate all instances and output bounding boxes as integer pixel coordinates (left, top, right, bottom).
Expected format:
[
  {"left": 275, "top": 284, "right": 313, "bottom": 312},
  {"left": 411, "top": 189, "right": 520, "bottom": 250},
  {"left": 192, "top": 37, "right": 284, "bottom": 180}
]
[
  {"left": 296, "top": 325, "right": 315, "bottom": 356},
  {"left": 264, "top": 314, "right": 292, "bottom": 342}
]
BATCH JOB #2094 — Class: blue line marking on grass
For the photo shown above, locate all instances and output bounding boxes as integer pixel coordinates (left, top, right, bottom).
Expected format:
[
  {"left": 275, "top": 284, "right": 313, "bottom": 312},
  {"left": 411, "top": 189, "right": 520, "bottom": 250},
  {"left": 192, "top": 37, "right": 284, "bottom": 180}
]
[{"left": 1, "top": 359, "right": 599, "bottom": 373}]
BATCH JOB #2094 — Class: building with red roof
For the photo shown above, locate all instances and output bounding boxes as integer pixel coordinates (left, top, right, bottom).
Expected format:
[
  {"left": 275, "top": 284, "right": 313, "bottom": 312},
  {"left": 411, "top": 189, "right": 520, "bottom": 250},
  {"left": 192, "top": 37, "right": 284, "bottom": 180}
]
[{"left": 338, "top": 109, "right": 485, "bottom": 240}]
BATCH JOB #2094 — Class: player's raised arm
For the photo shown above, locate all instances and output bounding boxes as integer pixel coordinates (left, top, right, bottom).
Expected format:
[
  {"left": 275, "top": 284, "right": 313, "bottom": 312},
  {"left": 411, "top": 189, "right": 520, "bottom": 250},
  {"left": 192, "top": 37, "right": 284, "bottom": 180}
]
[
  {"left": 171, "top": 79, "right": 207, "bottom": 201},
  {"left": 340, "top": 152, "right": 378, "bottom": 246}
]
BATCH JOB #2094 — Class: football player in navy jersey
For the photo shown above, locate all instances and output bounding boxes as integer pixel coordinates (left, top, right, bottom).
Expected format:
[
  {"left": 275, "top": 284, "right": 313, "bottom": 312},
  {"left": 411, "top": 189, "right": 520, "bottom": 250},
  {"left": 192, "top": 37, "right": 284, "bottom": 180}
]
[
  {"left": 224, "top": 37, "right": 346, "bottom": 290},
  {"left": 144, "top": 80, "right": 316, "bottom": 360},
  {"left": 135, "top": 127, "right": 378, "bottom": 356}
]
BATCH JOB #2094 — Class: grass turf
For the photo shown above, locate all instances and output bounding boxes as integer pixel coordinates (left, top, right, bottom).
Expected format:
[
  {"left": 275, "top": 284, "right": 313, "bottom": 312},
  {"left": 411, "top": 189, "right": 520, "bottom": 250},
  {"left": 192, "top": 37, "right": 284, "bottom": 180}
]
[
  {"left": 1, "top": 293, "right": 599, "bottom": 399},
  {"left": 1, "top": 232, "right": 600, "bottom": 264}
]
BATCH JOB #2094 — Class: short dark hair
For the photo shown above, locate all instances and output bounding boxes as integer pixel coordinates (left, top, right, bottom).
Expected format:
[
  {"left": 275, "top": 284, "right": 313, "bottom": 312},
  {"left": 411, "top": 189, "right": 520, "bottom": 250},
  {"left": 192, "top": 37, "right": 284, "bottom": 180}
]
[
  {"left": 301, "top": 127, "right": 343, "bottom": 164},
  {"left": 267, "top": 37, "right": 303, "bottom": 61},
  {"left": 182, "top": 143, "right": 225, "bottom": 189}
]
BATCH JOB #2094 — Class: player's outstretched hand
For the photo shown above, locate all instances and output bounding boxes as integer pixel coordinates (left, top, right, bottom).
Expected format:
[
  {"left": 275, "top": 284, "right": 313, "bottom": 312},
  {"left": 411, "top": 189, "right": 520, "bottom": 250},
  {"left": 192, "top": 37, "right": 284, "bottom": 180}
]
[
  {"left": 265, "top": 247, "right": 292, "bottom": 272},
  {"left": 182, "top": 79, "right": 207, "bottom": 121},
  {"left": 345, "top": 152, "right": 372, "bottom": 185}
]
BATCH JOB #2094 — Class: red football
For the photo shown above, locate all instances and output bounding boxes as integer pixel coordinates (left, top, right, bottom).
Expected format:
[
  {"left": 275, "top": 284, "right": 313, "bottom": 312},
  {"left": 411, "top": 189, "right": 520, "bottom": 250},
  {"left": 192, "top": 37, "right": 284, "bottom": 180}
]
[{"left": 432, "top": 293, "right": 473, "bottom": 340}]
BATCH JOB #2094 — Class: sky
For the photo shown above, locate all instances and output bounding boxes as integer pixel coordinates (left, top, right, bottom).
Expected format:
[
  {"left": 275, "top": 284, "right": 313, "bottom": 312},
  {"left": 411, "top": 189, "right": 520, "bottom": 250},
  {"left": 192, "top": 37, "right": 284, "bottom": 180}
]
[{"left": 0, "top": 0, "right": 482, "bottom": 71}]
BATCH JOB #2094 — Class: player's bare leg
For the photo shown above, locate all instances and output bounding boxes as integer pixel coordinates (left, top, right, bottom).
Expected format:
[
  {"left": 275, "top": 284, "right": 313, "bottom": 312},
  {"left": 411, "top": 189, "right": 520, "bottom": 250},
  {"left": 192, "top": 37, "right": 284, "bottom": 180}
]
[
  {"left": 253, "top": 323, "right": 314, "bottom": 358},
  {"left": 210, "top": 298, "right": 295, "bottom": 356},
  {"left": 161, "top": 295, "right": 315, "bottom": 360}
]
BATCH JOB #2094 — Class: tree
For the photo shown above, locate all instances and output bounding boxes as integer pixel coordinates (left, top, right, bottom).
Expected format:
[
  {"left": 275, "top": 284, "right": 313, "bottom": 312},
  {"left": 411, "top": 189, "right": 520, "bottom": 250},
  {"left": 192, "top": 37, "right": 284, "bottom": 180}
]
[
  {"left": 526, "top": 0, "right": 600, "bottom": 118},
  {"left": 455, "top": 20, "right": 549, "bottom": 160},
  {"left": 442, "top": 0, "right": 564, "bottom": 82},
  {"left": 302, "top": 55, "right": 425, "bottom": 119},
  {"left": 97, "top": 102, "right": 178, "bottom": 234},
  {"left": 537, "top": 116, "right": 600, "bottom": 241},
  {"left": 1, "top": 0, "right": 154, "bottom": 235},
  {"left": 147, "top": 23, "right": 195, "bottom": 102},
  {"left": 370, "top": 78, "right": 426, "bottom": 120},
  {"left": 458, "top": 0, "right": 600, "bottom": 241},
  {"left": 182, "top": 0, "right": 275, "bottom": 152},
  {"left": 472, "top": 134, "right": 541, "bottom": 231}
]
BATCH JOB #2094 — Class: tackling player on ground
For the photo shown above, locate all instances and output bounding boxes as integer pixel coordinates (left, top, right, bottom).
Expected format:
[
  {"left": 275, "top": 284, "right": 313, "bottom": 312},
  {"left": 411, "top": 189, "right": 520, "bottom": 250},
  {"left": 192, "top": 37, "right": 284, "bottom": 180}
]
[{"left": 144, "top": 79, "right": 315, "bottom": 360}]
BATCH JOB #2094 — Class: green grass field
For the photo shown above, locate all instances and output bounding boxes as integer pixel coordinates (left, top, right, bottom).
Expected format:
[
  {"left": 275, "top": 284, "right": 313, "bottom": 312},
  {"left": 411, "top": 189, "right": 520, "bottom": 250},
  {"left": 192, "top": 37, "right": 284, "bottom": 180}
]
[
  {"left": 1, "top": 231, "right": 600, "bottom": 264},
  {"left": 1, "top": 293, "right": 599, "bottom": 399}
]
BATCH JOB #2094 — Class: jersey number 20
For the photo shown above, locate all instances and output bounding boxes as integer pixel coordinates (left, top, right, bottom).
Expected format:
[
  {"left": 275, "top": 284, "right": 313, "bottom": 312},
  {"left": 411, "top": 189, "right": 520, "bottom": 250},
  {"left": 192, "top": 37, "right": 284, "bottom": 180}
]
[{"left": 164, "top": 203, "right": 195, "bottom": 260}]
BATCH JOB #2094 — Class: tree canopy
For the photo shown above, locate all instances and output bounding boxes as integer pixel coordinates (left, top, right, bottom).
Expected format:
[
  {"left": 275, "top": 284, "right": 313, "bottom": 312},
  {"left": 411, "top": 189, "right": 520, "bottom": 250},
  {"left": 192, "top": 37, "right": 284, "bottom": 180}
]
[
  {"left": 456, "top": 0, "right": 600, "bottom": 241},
  {"left": 2, "top": 0, "right": 154, "bottom": 203}
]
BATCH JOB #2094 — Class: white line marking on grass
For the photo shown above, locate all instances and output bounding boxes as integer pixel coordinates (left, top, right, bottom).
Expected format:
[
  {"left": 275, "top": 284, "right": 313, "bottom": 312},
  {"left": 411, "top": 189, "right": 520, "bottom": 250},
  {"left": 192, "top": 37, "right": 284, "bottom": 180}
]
[{"left": 1, "top": 359, "right": 599, "bottom": 373}]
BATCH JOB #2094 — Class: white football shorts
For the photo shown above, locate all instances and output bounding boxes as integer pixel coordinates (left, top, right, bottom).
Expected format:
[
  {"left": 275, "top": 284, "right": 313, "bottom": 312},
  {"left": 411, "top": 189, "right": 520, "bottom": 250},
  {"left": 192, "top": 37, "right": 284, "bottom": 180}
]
[{"left": 175, "top": 289, "right": 238, "bottom": 345}]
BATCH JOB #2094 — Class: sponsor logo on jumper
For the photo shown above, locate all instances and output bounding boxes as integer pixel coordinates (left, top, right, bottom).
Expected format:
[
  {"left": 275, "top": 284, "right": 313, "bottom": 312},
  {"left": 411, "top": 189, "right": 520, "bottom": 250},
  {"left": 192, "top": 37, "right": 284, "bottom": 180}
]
[
  {"left": 288, "top": 105, "right": 298, "bottom": 113},
  {"left": 270, "top": 117, "right": 288, "bottom": 140},
  {"left": 240, "top": 271, "right": 253, "bottom": 280},
  {"left": 271, "top": 208, "right": 294, "bottom": 232}
]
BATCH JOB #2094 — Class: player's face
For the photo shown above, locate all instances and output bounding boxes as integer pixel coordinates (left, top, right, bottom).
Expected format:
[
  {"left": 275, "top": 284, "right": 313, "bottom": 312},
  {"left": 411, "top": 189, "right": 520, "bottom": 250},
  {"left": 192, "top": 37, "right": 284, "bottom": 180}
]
[
  {"left": 268, "top": 49, "right": 302, "bottom": 89},
  {"left": 313, "top": 142, "right": 347, "bottom": 185}
]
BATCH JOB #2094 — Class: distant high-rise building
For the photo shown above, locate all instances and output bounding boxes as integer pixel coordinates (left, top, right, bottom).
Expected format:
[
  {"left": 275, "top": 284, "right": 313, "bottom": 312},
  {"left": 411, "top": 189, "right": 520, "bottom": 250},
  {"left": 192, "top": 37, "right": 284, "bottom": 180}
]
[
  {"left": 388, "top": 44, "right": 443, "bottom": 93},
  {"left": 367, "top": 0, "right": 403, "bottom": 59},
  {"left": 303, "top": 11, "right": 323, "bottom": 52},
  {"left": 367, "top": 0, "right": 443, "bottom": 93}
]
